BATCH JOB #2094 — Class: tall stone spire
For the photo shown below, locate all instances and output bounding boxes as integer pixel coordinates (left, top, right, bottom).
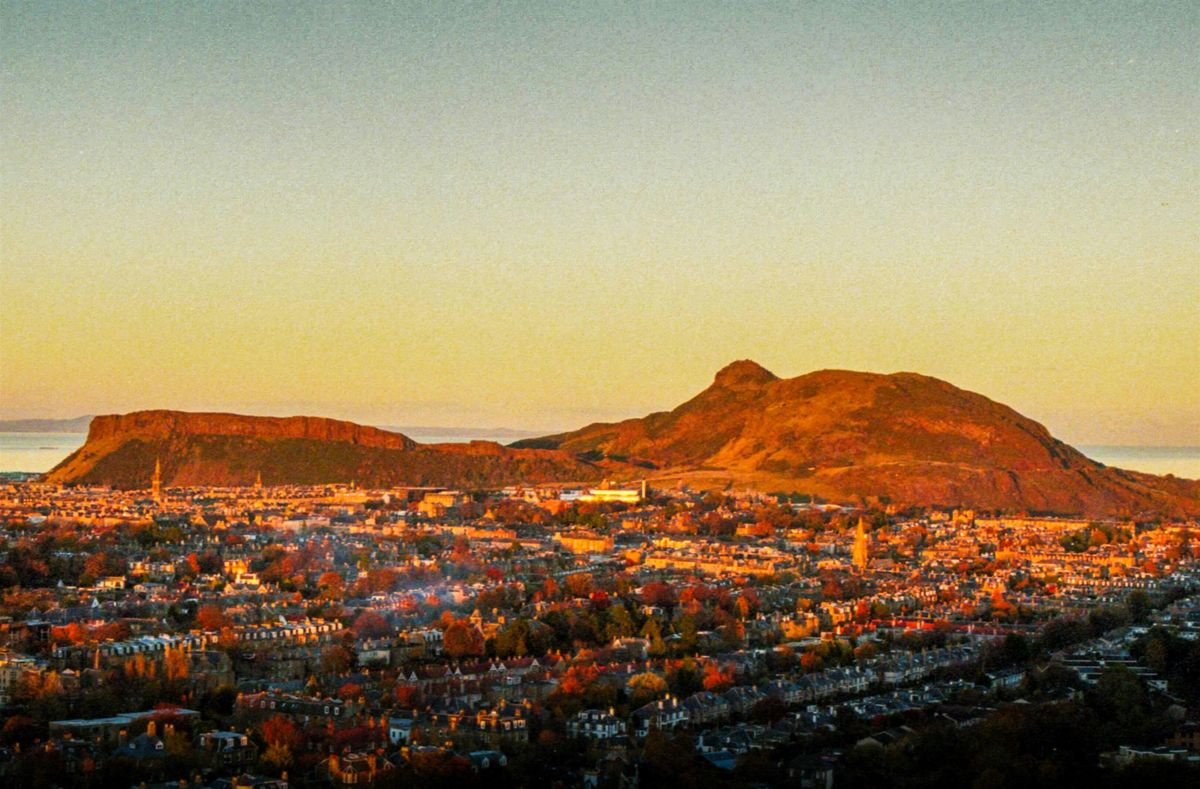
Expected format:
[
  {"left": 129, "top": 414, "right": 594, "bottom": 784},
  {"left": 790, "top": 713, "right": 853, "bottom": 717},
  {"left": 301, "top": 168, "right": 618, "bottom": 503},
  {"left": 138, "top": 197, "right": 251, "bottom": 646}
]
[
  {"left": 852, "top": 517, "right": 870, "bottom": 572},
  {"left": 151, "top": 458, "right": 162, "bottom": 504}
]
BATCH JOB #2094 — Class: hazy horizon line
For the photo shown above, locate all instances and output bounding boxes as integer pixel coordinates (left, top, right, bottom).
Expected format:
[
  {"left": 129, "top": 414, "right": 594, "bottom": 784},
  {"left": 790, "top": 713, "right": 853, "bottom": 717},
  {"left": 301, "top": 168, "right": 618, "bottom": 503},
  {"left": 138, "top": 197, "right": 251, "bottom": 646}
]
[{"left": 1, "top": 414, "right": 1197, "bottom": 451}]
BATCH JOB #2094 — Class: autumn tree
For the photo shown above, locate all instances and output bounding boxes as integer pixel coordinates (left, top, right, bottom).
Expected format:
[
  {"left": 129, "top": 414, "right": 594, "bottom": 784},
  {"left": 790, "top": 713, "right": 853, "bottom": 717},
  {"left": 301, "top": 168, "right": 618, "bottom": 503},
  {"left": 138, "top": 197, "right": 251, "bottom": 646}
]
[
  {"left": 94, "top": 621, "right": 131, "bottom": 641},
  {"left": 317, "top": 572, "right": 345, "bottom": 600},
  {"left": 196, "top": 551, "right": 223, "bottom": 574},
  {"left": 737, "top": 589, "right": 760, "bottom": 617},
  {"left": 702, "top": 663, "right": 734, "bottom": 692},
  {"left": 641, "top": 581, "right": 677, "bottom": 608},
  {"left": 564, "top": 573, "right": 594, "bottom": 598},
  {"left": 18, "top": 670, "right": 64, "bottom": 702},
  {"left": 196, "top": 604, "right": 229, "bottom": 631},
  {"left": 320, "top": 644, "right": 353, "bottom": 674},
  {"left": 394, "top": 684, "right": 423, "bottom": 708},
  {"left": 558, "top": 663, "right": 601, "bottom": 696},
  {"left": 178, "top": 553, "right": 201, "bottom": 579},
  {"left": 262, "top": 743, "right": 293, "bottom": 774},
  {"left": 443, "top": 619, "right": 484, "bottom": 658},
  {"left": 539, "top": 577, "right": 560, "bottom": 601},
  {"left": 854, "top": 642, "right": 879, "bottom": 664},
  {"left": 51, "top": 622, "right": 88, "bottom": 646},
  {"left": 81, "top": 551, "right": 127, "bottom": 585},
  {"left": 628, "top": 671, "right": 668, "bottom": 707},
  {"left": 352, "top": 610, "right": 391, "bottom": 639},
  {"left": 352, "top": 567, "right": 399, "bottom": 596},
  {"left": 261, "top": 714, "right": 303, "bottom": 750}
]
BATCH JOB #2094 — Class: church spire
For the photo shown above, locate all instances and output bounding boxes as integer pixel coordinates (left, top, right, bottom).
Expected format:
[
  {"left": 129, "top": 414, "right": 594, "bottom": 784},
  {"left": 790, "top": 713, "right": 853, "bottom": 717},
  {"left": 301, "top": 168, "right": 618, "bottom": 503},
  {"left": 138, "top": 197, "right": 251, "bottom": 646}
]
[
  {"left": 151, "top": 458, "right": 162, "bottom": 504},
  {"left": 852, "top": 517, "right": 870, "bottom": 572}
]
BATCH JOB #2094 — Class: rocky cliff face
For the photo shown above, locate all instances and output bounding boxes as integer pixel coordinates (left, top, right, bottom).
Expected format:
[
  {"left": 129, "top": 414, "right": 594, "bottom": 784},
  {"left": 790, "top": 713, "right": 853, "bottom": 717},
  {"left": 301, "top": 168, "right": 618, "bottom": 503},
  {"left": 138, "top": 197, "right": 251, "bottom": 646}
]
[
  {"left": 516, "top": 361, "right": 1200, "bottom": 517},
  {"left": 44, "top": 411, "right": 607, "bottom": 490},
  {"left": 83, "top": 411, "right": 419, "bottom": 450}
]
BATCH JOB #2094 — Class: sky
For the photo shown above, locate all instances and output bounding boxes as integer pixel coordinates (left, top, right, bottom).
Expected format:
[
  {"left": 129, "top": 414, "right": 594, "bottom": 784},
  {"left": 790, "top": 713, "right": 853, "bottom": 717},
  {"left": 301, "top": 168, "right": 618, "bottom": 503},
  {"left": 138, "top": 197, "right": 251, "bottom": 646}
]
[{"left": 1, "top": 1, "right": 1197, "bottom": 445}]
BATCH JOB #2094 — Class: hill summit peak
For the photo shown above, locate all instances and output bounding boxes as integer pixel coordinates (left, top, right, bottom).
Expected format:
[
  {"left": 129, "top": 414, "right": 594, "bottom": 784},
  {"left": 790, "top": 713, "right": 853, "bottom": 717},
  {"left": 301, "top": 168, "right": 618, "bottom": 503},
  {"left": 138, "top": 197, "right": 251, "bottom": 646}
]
[
  {"left": 518, "top": 364, "right": 1200, "bottom": 517},
  {"left": 712, "top": 359, "right": 779, "bottom": 389}
]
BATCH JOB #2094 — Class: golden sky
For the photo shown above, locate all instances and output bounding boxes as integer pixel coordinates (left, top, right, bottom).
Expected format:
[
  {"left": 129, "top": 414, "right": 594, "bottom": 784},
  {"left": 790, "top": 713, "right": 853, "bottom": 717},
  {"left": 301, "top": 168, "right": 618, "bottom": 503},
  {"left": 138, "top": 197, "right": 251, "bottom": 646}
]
[{"left": 2, "top": 3, "right": 1197, "bottom": 445}]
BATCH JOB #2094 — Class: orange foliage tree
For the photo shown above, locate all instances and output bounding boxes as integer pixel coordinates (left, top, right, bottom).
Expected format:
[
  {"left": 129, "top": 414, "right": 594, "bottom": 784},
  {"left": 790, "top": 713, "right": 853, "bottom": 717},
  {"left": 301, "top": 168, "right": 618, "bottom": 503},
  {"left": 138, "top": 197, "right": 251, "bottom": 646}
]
[
  {"left": 196, "top": 604, "right": 229, "bottom": 631},
  {"left": 261, "top": 714, "right": 304, "bottom": 751},
  {"left": 442, "top": 619, "right": 484, "bottom": 658},
  {"left": 702, "top": 663, "right": 734, "bottom": 692}
]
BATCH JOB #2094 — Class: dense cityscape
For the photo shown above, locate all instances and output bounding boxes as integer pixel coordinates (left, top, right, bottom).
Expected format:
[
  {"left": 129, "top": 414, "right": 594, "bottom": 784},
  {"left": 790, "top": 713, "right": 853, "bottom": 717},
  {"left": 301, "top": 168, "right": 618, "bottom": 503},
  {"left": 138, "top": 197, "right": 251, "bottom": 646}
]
[{"left": 2, "top": 473, "right": 1198, "bottom": 787}]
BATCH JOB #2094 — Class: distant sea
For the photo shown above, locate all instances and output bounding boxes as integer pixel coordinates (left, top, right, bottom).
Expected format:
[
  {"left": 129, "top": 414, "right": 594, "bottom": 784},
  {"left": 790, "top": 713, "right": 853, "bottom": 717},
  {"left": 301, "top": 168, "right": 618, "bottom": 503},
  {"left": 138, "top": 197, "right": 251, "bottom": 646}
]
[
  {"left": 0, "top": 432, "right": 86, "bottom": 474},
  {"left": 402, "top": 430, "right": 536, "bottom": 446},
  {"left": 1, "top": 432, "right": 1197, "bottom": 479},
  {"left": 1078, "top": 445, "right": 1200, "bottom": 480}
]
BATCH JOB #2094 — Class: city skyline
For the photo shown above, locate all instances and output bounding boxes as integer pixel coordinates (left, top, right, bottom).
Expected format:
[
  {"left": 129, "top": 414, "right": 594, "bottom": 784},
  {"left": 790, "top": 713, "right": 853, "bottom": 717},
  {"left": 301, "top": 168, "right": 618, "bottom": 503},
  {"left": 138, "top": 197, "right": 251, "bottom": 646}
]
[{"left": 3, "top": 2, "right": 1198, "bottom": 446}]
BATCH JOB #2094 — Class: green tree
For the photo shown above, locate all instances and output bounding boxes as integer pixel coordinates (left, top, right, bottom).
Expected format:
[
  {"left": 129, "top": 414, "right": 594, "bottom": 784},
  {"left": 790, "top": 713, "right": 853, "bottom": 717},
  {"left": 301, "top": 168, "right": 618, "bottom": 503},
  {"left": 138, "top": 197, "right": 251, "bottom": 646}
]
[
  {"left": 1126, "top": 590, "right": 1151, "bottom": 623},
  {"left": 606, "top": 604, "right": 635, "bottom": 640},
  {"left": 642, "top": 618, "right": 666, "bottom": 657},
  {"left": 675, "top": 615, "right": 698, "bottom": 654},
  {"left": 494, "top": 619, "right": 530, "bottom": 657}
]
